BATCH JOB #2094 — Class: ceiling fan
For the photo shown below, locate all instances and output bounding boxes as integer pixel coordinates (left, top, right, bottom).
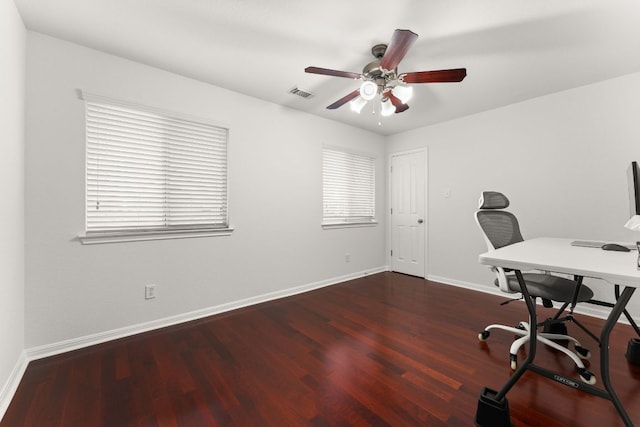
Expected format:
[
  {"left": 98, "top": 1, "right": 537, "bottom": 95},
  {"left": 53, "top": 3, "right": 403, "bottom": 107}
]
[{"left": 305, "top": 29, "right": 467, "bottom": 116}]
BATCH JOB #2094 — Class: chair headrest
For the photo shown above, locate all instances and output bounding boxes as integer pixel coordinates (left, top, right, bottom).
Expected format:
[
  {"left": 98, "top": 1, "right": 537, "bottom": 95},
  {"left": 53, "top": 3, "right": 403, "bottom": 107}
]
[{"left": 478, "top": 191, "right": 509, "bottom": 209}]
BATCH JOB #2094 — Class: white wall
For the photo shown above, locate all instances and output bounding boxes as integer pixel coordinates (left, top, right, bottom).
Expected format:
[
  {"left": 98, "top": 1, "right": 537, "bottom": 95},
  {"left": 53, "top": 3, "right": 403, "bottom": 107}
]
[
  {"left": 387, "top": 72, "right": 640, "bottom": 314},
  {"left": 22, "top": 26, "right": 640, "bottom": 356},
  {"left": 0, "top": 0, "right": 26, "bottom": 415},
  {"left": 24, "top": 33, "right": 386, "bottom": 350}
]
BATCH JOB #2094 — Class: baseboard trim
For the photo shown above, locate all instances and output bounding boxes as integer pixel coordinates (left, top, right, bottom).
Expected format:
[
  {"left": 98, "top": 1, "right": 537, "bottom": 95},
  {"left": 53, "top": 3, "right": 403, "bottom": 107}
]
[
  {"left": 26, "top": 266, "right": 389, "bottom": 362},
  {"left": 428, "top": 274, "right": 640, "bottom": 325},
  {"left": 0, "top": 351, "right": 28, "bottom": 421},
  {"left": 428, "top": 275, "right": 505, "bottom": 298}
]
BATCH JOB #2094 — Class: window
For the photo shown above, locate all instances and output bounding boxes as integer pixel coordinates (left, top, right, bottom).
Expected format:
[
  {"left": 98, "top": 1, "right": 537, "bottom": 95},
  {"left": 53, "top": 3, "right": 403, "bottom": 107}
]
[
  {"left": 322, "top": 146, "right": 376, "bottom": 227},
  {"left": 79, "top": 93, "right": 230, "bottom": 244}
]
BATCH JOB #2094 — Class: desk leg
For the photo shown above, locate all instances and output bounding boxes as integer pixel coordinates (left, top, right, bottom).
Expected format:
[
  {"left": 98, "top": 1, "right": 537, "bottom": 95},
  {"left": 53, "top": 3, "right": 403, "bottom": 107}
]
[
  {"left": 600, "top": 286, "right": 635, "bottom": 427},
  {"left": 615, "top": 285, "right": 640, "bottom": 337},
  {"left": 494, "top": 270, "right": 537, "bottom": 399},
  {"left": 496, "top": 270, "right": 538, "bottom": 400},
  {"left": 476, "top": 270, "right": 536, "bottom": 427}
]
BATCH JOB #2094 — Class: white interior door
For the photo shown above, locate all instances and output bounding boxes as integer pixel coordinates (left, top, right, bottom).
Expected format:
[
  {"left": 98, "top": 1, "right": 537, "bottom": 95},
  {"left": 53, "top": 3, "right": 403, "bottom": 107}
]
[{"left": 390, "top": 150, "right": 426, "bottom": 277}]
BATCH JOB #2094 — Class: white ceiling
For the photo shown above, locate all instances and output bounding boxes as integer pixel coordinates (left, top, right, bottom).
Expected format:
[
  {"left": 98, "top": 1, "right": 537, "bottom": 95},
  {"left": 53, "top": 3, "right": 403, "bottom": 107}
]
[{"left": 14, "top": 0, "right": 640, "bottom": 136}]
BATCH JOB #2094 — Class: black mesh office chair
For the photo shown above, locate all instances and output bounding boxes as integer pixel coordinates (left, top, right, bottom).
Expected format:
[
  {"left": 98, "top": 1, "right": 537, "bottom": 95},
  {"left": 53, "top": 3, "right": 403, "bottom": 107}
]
[{"left": 475, "top": 191, "right": 596, "bottom": 384}]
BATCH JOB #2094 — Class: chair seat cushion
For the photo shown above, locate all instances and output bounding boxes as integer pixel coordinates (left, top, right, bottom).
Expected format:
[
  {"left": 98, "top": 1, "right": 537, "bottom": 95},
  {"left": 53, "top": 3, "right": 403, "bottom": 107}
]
[{"left": 505, "top": 273, "right": 594, "bottom": 303}]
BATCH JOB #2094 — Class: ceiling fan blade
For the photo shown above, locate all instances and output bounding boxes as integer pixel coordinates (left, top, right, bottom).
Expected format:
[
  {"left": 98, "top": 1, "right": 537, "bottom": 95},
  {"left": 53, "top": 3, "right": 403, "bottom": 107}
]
[
  {"left": 380, "top": 29, "right": 418, "bottom": 71},
  {"left": 400, "top": 68, "right": 467, "bottom": 84},
  {"left": 327, "top": 89, "right": 361, "bottom": 110},
  {"left": 386, "top": 92, "right": 409, "bottom": 113},
  {"left": 305, "top": 66, "right": 362, "bottom": 79}
]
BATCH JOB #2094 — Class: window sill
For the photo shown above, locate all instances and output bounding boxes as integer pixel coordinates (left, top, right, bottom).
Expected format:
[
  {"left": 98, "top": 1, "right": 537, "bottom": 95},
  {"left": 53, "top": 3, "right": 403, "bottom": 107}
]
[
  {"left": 77, "top": 228, "right": 234, "bottom": 245},
  {"left": 321, "top": 221, "right": 378, "bottom": 230}
]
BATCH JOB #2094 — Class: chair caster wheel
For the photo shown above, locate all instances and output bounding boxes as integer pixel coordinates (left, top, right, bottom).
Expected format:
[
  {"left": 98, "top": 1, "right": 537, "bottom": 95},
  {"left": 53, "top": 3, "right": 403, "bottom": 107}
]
[
  {"left": 578, "top": 368, "right": 596, "bottom": 385},
  {"left": 575, "top": 345, "right": 591, "bottom": 360},
  {"left": 509, "top": 354, "right": 517, "bottom": 370},
  {"left": 479, "top": 330, "right": 490, "bottom": 341}
]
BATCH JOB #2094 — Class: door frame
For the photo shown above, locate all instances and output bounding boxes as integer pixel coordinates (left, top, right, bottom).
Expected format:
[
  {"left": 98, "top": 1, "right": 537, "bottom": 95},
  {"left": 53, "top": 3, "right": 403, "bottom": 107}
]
[{"left": 387, "top": 147, "right": 429, "bottom": 278}]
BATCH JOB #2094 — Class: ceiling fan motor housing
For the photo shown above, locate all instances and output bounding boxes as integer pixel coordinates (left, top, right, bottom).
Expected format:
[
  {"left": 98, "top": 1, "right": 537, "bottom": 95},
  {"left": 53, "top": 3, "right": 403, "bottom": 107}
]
[{"left": 363, "top": 47, "right": 398, "bottom": 95}]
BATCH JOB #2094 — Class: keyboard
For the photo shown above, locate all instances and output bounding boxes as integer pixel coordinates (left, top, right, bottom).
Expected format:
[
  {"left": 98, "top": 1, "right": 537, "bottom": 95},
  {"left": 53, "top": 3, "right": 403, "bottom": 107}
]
[{"left": 571, "top": 240, "right": 636, "bottom": 250}]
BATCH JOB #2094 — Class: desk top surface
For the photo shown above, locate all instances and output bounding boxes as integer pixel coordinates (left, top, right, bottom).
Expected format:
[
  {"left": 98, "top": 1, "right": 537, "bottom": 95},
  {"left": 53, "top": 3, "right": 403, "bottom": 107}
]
[{"left": 479, "top": 237, "right": 640, "bottom": 287}]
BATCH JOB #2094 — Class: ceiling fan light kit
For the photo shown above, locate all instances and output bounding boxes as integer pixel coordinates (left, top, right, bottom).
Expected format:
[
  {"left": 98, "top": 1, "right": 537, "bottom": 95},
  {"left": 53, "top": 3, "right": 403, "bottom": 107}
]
[
  {"left": 380, "top": 98, "right": 396, "bottom": 117},
  {"left": 360, "top": 81, "right": 378, "bottom": 100},
  {"left": 350, "top": 96, "right": 368, "bottom": 114},
  {"left": 391, "top": 84, "right": 413, "bottom": 104},
  {"left": 305, "top": 29, "right": 467, "bottom": 121}
]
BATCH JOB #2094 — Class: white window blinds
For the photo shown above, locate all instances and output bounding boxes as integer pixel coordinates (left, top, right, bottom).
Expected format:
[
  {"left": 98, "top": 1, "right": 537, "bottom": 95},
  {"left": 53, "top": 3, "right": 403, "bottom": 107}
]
[
  {"left": 85, "top": 98, "right": 228, "bottom": 234},
  {"left": 322, "top": 147, "right": 376, "bottom": 225}
]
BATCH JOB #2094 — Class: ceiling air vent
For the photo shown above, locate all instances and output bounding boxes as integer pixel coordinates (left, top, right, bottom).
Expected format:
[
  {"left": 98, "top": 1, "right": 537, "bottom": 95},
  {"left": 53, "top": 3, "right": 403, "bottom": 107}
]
[{"left": 288, "top": 86, "right": 314, "bottom": 99}]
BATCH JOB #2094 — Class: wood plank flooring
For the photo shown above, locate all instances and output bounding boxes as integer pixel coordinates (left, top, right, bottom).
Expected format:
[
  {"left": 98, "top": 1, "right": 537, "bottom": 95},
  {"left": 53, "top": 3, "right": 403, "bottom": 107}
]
[{"left": 3, "top": 272, "right": 640, "bottom": 426}]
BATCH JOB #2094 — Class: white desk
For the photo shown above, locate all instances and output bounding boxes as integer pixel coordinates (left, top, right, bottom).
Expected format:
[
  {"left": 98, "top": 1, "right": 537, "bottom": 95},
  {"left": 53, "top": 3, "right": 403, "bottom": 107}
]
[
  {"left": 480, "top": 237, "right": 640, "bottom": 287},
  {"left": 477, "top": 237, "right": 640, "bottom": 427}
]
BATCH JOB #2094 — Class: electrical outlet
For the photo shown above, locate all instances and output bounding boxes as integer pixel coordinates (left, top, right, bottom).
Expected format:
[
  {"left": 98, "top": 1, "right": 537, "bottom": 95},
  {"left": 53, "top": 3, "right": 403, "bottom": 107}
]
[
  {"left": 145, "top": 284, "right": 156, "bottom": 300},
  {"left": 345, "top": 253, "right": 351, "bottom": 263}
]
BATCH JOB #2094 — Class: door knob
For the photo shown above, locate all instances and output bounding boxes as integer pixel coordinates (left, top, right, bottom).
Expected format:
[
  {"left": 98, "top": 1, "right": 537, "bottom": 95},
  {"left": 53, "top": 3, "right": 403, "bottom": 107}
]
[{"left": 417, "top": 219, "right": 424, "bottom": 224}]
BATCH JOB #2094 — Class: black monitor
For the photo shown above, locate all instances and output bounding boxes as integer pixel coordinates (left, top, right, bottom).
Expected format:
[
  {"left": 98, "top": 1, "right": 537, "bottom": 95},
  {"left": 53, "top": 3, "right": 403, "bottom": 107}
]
[{"left": 628, "top": 161, "right": 640, "bottom": 217}]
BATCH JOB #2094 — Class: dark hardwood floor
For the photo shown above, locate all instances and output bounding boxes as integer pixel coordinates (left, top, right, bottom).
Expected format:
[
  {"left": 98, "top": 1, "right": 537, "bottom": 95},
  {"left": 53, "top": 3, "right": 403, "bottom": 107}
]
[{"left": 3, "top": 272, "right": 640, "bottom": 426}]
